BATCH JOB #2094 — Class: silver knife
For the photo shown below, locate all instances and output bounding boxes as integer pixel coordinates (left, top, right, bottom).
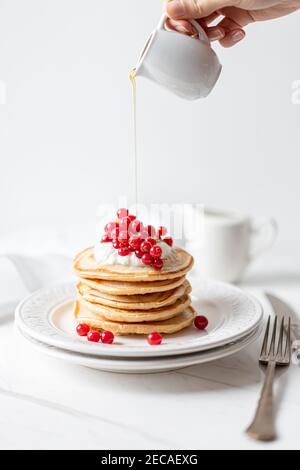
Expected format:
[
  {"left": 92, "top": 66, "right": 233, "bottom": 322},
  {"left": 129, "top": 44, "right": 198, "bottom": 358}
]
[{"left": 266, "top": 293, "right": 300, "bottom": 363}]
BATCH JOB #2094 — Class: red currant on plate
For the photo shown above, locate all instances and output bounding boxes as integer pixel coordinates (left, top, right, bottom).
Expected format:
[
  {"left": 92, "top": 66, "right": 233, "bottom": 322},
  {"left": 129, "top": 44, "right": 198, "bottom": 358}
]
[
  {"left": 158, "top": 226, "right": 167, "bottom": 239},
  {"left": 118, "top": 247, "right": 131, "bottom": 257},
  {"left": 194, "top": 316, "right": 209, "bottom": 331},
  {"left": 150, "top": 245, "right": 162, "bottom": 259},
  {"left": 117, "top": 208, "right": 129, "bottom": 219},
  {"left": 140, "top": 241, "right": 152, "bottom": 253},
  {"left": 76, "top": 323, "right": 90, "bottom": 337},
  {"left": 87, "top": 331, "right": 101, "bottom": 343},
  {"left": 153, "top": 258, "right": 163, "bottom": 270},
  {"left": 163, "top": 237, "right": 173, "bottom": 247},
  {"left": 142, "top": 253, "right": 153, "bottom": 265},
  {"left": 101, "top": 331, "right": 114, "bottom": 345},
  {"left": 101, "top": 234, "right": 112, "bottom": 243},
  {"left": 147, "top": 332, "right": 163, "bottom": 346}
]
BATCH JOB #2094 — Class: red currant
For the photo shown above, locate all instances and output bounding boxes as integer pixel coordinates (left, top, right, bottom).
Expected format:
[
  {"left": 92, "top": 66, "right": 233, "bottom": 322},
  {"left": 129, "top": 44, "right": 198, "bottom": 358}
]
[
  {"left": 119, "top": 232, "right": 129, "bottom": 248},
  {"left": 101, "top": 331, "right": 114, "bottom": 345},
  {"left": 153, "top": 258, "right": 163, "bottom": 270},
  {"left": 146, "top": 225, "right": 156, "bottom": 237},
  {"left": 119, "top": 216, "right": 131, "bottom": 230},
  {"left": 147, "top": 332, "right": 163, "bottom": 346},
  {"left": 113, "top": 240, "right": 121, "bottom": 249},
  {"left": 111, "top": 227, "right": 120, "bottom": 240},
  {"left": 147, "top": 237, "right": 156, "bottom": 246},
  {"left": 142, "top": 253, "right": 153, "bottom": 265},
  {"left": 76, "top": 324, "right": 90, "bottom": 337},
  {"left": 117, "top": 208, "right": 129, "bottom": 219},
  {"left": 87, "top": 331, "right": 101, "bottom": 343},
  {"left": 120, "top": 241, "right": 130, "bottom": 248},
  {"left": 104, "top": 222, "right": 117, "bottom": 235},
  {"left": 194, "top": 316, "right": 209, "bottom": 331},
  {"left": 129, "top": 236, "right": 142, "bottom": 250},
  {"left": 150, "top": 245, "right": 162, "bottom": 259},
  {"left": 140, "top": 241, "right": 152, "bottom": 253},
  {"left": 101, "top": 234, "right": 112, "bottom": 243},
  {"left": 163, "top": 237, "right": 174, "bottom": 247},
  {"left": 135, "top": 250, "right": 143, "bottom": 259},
  {"left": 118, "top": 230, "right": 129, "bottom": 241},
  {"left": 130, "top": 220, "right": 142, "bottom": 235},
  {"left": 140, "top": 229, "right": 149, "bottom": 240},
  {"left": 158, "top": 226, "right": 167, "bottom": 239},
  {"left": 118, "top": 247, "right": 131, "bottom": 257}
]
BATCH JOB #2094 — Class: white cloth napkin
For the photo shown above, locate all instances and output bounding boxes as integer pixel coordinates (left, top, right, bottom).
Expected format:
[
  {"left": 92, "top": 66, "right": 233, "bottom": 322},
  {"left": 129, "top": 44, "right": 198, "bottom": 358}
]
[{"left": 0, "top": 254, "right": 73, "bottom": 320}]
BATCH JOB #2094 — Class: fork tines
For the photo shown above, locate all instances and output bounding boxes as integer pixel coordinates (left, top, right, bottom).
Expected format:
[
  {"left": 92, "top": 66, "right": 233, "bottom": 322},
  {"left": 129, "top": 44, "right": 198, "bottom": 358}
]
[{"left": 260, "top": 315, "right": 291, "bottom": 366}]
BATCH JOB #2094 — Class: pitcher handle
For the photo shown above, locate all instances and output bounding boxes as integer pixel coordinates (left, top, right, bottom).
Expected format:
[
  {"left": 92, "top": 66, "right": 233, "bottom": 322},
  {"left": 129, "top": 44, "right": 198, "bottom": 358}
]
[
  {"left": 158, "top": 14, "right": 210, "bottom": 45},
  {"left": 190, "top": 19, "right": 210, "bottom": 45}
]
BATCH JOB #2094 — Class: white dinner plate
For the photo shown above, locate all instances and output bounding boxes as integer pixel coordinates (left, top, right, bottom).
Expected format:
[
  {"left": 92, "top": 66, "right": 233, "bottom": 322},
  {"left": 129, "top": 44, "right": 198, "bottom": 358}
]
[
  {"left": 15, "top": 281, "right": 263, "bottom": 358},
  {"left": 16, "top": 325, "right": 262, "bottom": 374}
]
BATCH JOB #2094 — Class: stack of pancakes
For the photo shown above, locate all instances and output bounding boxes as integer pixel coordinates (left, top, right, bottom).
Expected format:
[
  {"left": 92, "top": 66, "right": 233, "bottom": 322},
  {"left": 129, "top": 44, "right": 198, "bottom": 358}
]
[{"left": 73, "top": 246, "right": 195, "bottom": 336}]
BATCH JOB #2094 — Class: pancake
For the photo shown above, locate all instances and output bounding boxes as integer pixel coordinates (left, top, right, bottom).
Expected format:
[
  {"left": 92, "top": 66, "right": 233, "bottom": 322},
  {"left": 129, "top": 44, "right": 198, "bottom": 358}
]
[
  {"left": 80, "top": 275, "right": 187, "bottom": 296},
  {"left": 74, "top": 301, "right": 196, "bottom": 335},
  {"left": 73, "top": 246, "right": 194, "bottom": 282},
  {"left": 77, "top": 280, "right": 192, "bottom": 311},
  {"left": 77, "top": 294, "right": 191, "bottom": 323}
]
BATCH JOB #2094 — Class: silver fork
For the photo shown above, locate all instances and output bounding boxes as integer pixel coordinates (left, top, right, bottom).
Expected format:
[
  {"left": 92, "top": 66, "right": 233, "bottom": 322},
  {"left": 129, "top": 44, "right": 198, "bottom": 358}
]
[{"left": 246, "top": 315, "right": 291, "bottom": 442}]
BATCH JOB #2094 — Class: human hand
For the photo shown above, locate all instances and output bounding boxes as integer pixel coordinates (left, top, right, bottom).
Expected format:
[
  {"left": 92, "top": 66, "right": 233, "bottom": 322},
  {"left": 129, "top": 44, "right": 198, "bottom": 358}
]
[{"left": 165, "top": 0, "right": 300, "bottom": 47}]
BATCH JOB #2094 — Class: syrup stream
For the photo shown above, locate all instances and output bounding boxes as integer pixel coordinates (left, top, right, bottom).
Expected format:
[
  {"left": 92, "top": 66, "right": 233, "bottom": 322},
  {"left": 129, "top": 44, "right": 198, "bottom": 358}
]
[{"left": 130, "top": 69, "right": 138, "bottom": 211}]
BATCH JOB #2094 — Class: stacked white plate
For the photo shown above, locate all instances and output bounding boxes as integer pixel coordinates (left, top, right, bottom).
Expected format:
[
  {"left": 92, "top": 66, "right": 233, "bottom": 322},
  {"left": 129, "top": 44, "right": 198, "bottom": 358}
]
[{"left": 15, "top": 280, "right": 263, "bottom": 374}]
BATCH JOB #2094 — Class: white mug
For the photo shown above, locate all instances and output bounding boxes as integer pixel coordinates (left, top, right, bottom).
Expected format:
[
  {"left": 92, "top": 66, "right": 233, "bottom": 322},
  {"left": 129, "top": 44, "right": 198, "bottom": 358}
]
[
  {"left": 135, "top": 14, "right": 222, "bottom": 100},
  {"left": 185, "top": 208, "right": 278, "bottom": 283}
]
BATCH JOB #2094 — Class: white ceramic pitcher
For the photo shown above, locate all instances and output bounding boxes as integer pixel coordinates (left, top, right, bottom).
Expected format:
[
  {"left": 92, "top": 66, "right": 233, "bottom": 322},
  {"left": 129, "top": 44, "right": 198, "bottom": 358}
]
[{"left": 135, "top": 14, "right": 222, "bottom": 100}]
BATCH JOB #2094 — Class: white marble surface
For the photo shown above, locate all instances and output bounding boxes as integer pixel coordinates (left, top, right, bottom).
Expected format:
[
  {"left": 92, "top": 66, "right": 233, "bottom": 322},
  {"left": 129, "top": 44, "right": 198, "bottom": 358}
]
[{"left": 1, "top": 245, "right": 300, "bottom": 450}]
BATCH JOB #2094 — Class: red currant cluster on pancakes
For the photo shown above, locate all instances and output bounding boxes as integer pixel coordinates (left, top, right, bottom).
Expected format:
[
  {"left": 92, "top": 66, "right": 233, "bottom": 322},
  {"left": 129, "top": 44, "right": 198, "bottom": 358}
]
[{"left": 101, "top": 208, "right": 173, "bottom": 270}]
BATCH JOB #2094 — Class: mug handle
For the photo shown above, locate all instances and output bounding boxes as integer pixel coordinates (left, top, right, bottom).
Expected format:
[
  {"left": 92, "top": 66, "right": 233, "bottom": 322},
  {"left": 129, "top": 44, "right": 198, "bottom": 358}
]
[
  {"left": 249, "top": 217, "right": 278, "bottom": 262},
  {"left": 158, "top": 14, "right": 210, "bottom": 45}
]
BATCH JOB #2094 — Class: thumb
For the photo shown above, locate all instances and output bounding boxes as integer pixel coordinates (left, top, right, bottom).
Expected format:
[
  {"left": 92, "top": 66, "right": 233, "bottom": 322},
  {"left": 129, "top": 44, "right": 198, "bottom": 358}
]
[{"left": 166, "top": 0, "right": 234, "bottom": 19}]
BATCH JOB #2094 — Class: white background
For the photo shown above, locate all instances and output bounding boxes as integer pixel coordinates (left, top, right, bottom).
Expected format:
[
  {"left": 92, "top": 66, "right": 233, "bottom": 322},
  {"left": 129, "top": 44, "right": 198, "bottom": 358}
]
[
  {"left": 0, "top": 0, "right": 300, "bottom": 255},
  {"left": 1, "top": 1, "right": 300, "bottom": 451}
]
